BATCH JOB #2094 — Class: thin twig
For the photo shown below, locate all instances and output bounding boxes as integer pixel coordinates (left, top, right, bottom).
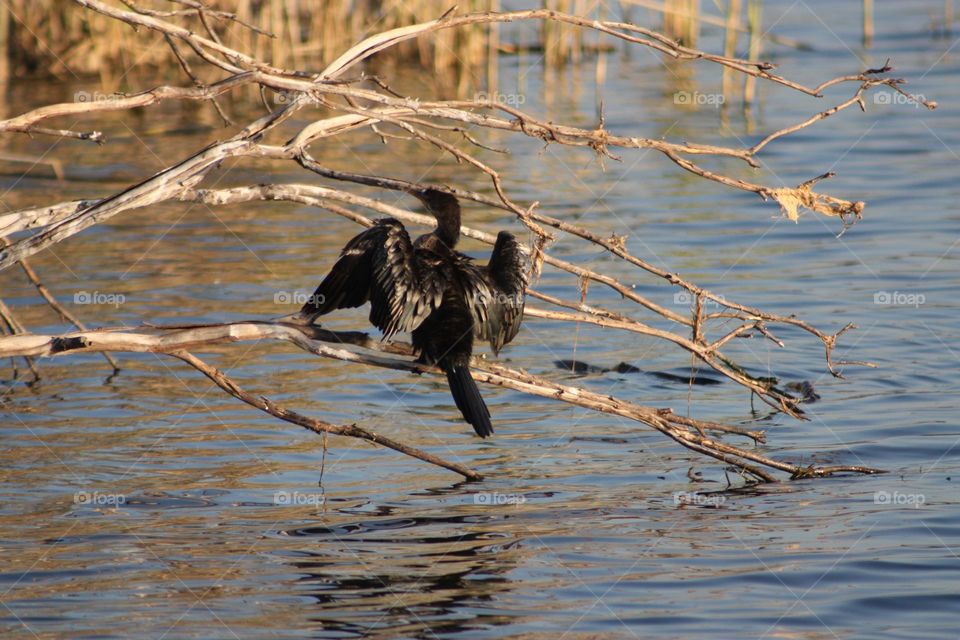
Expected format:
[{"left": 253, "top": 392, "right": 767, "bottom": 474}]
[
  {"left": 16, "top": 256, "right": 120, "bottom": 372},
  {"left": 171, "top": 350, "right": 482, "bottom": 481}
]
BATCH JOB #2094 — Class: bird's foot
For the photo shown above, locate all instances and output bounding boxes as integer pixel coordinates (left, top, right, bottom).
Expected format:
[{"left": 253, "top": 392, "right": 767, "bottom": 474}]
[
  {"left": 411, "top": 364, "right": 428, "bottom": 376},
  {"left": 275, "top": 311, "right": 318, "bottom": 326}
]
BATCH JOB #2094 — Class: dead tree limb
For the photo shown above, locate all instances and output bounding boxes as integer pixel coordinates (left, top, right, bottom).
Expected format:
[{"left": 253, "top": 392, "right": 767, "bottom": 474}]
[
  {"left": 0, "top": 322, "right": 885, "bottom": 482},
  {"left": 172, "top": 351, "right": 483, "bottom": 481},
  {"left": 0, "top": 3, "right": 914, "bottom": 482}
]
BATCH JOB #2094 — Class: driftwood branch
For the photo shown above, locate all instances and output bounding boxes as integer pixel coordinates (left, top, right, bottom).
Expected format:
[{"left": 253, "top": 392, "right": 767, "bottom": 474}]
[
  {"left": 172, "top": 351, "right": 482, "bottom": 481},
  {"left": 0, "top": 6, "right": 927, "bottom": 275},
  {"left": 0, "top": 176, "right": 870, "bottom": 415},
  {"left": 0, "top": 321, "right": 885, "bottom": 482},
  {"left": 174, "top": 180, "right": 839, "bottom": 415},
  {"left": 0, "top": 2, "right": 913, "bottom": 484},
  {"left": 0, "top": 4, "right": 927, "bottom": 222}
]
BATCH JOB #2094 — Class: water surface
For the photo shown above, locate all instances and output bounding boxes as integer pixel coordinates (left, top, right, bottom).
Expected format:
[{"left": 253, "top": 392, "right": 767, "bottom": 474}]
[{"left": 1, "top": 2, "right": 959, "bottom": 638}]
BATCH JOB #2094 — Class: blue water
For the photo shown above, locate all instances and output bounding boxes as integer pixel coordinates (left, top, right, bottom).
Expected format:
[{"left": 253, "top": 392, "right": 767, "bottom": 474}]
[{"left": 1, "top": 1, "right": 959, "bottom": 638}]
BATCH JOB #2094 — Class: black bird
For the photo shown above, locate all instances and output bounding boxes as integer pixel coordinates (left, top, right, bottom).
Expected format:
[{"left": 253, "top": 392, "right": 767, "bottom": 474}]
[{"left": 296, "top": 188, "right": 527, "bottom": 437}]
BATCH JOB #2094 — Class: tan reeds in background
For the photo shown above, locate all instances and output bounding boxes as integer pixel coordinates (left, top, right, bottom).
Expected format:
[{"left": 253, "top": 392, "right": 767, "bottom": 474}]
[
  {"left": 0, "top": 0, "right": 709, "bottom": 88},
  {"left": 4, "top": 0, "right": 957, "bottom": 85},
  {"left": 661, "top": 0, "right": 699, "bottom": 47},
  {"left": 4, "top": 1, "right": 952, "bottom": 100},
  {"left": 0, "top": 0, "right": 501, "bottom": 88}
]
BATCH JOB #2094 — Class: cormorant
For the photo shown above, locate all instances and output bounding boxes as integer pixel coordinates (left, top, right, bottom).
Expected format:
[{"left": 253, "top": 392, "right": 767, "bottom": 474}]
[{"left": 296, "top": 188, "right": 527, "bottom": 437}]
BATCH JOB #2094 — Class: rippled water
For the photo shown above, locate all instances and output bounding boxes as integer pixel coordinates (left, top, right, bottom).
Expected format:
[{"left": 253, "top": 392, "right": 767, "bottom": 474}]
[{"left": 2, "top": 2, "right": 959, "bottom": 638}]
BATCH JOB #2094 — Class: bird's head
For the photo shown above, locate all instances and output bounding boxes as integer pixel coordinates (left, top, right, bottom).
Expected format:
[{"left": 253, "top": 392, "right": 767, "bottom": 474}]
[{"left": 408, "top": 187, "right": 461, "bottom": 248}]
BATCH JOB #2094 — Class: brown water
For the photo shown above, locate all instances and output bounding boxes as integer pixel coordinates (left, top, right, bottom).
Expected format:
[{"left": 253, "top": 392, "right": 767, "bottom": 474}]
[{"left": 2, "top": 2, "right": 960, "bottom": 638}]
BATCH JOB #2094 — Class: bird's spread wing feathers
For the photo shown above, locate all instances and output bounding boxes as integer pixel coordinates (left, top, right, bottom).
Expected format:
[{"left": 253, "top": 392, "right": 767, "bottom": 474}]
[
  {"left": 300, "top": 218, "right": 443, "bottom": 338},
  {"left": 368, "top": 220, "right": 419, "bottom": 338},
  {"left": 301, "top": 219, "right": 526, "bottom": 353},
  {"left": 398, "top": 256, "right": 446, "bottom": 336},
  {"left": 475, "top": 231, "right": 528, "bottom": 355},
  {"left": 298, "top": 223, "right": 386, "bottom": 317},
  {"left": 457, "top": 258, "right": 493, "bottom": 335}
]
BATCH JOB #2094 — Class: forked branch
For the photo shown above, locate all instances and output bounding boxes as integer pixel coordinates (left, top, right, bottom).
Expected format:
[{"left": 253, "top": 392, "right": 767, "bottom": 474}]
[
  {"left": 0, "top": 2, "right": 911, "bottom": 483},
  {"left": 0, "top": 322, "right": 885, "bottom": 482}
]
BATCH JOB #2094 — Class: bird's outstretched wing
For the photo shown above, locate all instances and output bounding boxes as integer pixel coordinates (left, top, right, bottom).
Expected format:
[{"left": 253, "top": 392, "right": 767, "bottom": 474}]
[
  {"left": 454, "top": 256, "right": 493, "bottom": 337},
  {"left": 370, "top": 227, "right": 445, "bottom": 339},
  {"left": 299, "top": 218, "right": 441, "bottom": 339},
  {"left": 475, "top": 231, "right": 528, "bottom": 355}
]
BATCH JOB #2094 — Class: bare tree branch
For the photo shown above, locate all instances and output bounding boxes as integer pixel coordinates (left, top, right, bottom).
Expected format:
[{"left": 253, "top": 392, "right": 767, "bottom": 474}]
[
  {"left": 0, "top": 321, "right": 885, "bottom": 482},
  {"left": 173, "top": 351, "right": 482, "bottom": 481},
  {"left": 0, "top": 2, "right": 913, "bottom": 483}
]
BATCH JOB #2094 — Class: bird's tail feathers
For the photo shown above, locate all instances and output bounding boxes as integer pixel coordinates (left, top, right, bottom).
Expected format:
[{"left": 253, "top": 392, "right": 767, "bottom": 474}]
[{"left": 446, "top": 365, "right": 493, "bottom": 438}]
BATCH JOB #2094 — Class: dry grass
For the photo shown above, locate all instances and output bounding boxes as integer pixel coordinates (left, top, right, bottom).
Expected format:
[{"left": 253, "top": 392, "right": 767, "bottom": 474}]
[
  {"left": 0, "top": 0, "right": 720, "bottom": 85},
  {"left": 0, "top": 0, "right": 502, "bottom": 83}
]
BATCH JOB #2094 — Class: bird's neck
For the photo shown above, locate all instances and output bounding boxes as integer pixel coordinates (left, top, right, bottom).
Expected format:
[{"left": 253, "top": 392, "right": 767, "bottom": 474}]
[{"left": 433, "top": 201, "right": 461, "bottom": 248}]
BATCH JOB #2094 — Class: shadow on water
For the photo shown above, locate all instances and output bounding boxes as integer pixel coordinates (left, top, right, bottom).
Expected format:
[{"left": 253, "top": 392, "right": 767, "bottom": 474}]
[{"left": 279, "top": 515, "right": 521, "bottom": 637}]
